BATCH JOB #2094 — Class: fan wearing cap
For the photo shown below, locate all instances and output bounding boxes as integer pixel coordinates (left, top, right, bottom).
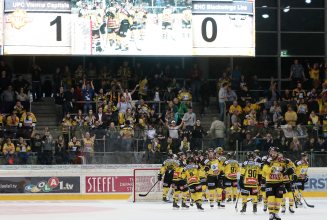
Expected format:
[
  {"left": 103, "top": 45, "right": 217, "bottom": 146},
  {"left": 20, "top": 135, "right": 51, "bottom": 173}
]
[
  {"left": 239, "top": 152, "right": 261, "bottom": 214},
  {"left": 278, "top": 151, "right": 296, "bottom": 214},
  {"left": 182, "top": 156, "right": 204, "bottom": 211},
  {"left": 164, "top": 119, "right": 183, "bottom": 147},
  {"left": 262, "top": 147, "right": 286, "bottom": 220},
  {"left": 294, "top": 152, "right": 309, "bottom": 207},
  {"left": 177, "top": 87, "right": 192, "bottom": 106},
  {"left": 223, "top": 152, "right": 240, "bottom": 203}
]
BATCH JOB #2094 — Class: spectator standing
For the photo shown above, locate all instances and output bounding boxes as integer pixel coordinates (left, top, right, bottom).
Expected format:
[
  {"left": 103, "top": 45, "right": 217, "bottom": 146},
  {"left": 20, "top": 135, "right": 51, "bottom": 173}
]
[
  {"left": 1, "top": 85, "right": 15, "bottom": 113},
  {"left": 68, "top": 136, "right": 81, "bottom": 164},
  {"left": 307, "top": 88, "right": 319, "bottom": 113},
  {"left": 163, "top": 85, "right": 176, "bottom": 105},
  {"left": 288, "top": 59, "right": 306, "bottom": 88},
  {"left": 183, "top": 107, "right": 196, "bottom": 130},
  {"left": 13, "top": 75, "right": 30, "bottom": 92},
  {"left": 55, "top": 135, "right": 68, "bottom": 164},
  {"left": 30, "top": 63, "right": 43, "bottom": 101},
  {"left": 41, "top": 127, "right": 54, "bottom": 165},
  {"left": 120, "top": 120, "right": 134, "bottom": 151},
  {"left": 296, "top": 98, "right": 308, "bottom": 124},
  {"left": 285, "top": 105, "right": 298, "bottom": 126},
  {"left": 218, "top": 83, "right": 228, "bottom": 121},
  {"left": 180, "top": 122, "right": 191, "bottom": 141},
  {"left": 292, "top": 82, "right": 306, "bottom": 104},
  {"left": 164, "top": 120, "right": 183, "bottom": 147},
  {"left": 64, "top": 87, "right": 78, "bottom": 114},
  {"left": 261, "top": 133, "right": 274, "bottom": 151},
  {"left": 210, "top": 118, "right": 226, "bottom": 149},
  {"left": 0, "top": 71, "right": 12, "bottom": 94},
  {"left": 95, "top": 106, "right": 108, "bottom": 127},
  {"left": 308, "top": 111, "right": 320, "bottom": 138},
  {"left": 200, "top": 79, "right": 211, "bottom": 117},
  {"left": 192, "top": 119, "right": 209, "bottom": 150},
  {"left": 117, "top": 96, "right": 132, "bottom": 114},
  {"left": 81, "top": 132, "right": 95, "bottom": 163},
  {"left": 237, "top": 75, "right": 248, "bottom": 91},
  {"left": 239, "top": 85, "right": 252, "bottom": 107},
  {"left": 250, "top": 75, "right": 261, "bottom": 102},
  {"left": 61, "top": 113, "right": 73, "bottom": 145},
  {"left": 55, "top": 86, "right": 65, "bottom": 116},
  {"left": 119, "top": 83, "right": 139, "bottom": 103},
  {"left": 169, "top": 78, "right": 181, "bottom": 95},
  {"left": 82, "top": 80, "right": 95, "bottom": 114},
  {"left": 189, "top": 63, "right": 202, "bottom": 102},
  {"left": 229, "top": 122, "right": 244, "bottom": 150},
  {"left": 281, "top": 89, "right": 294, "bottom": 112},
  {"left": 150, "top": 84, "right": 163, "bottom": 113},
  {"left": 231, "top": 65, "right": 241, "bottom": 86},
  {"left": 90, "top": 121, "right": 106, "bottom": 154},
  {"left": 30, "top": 127, "right": 42, "bottom": 164},
  {"left": 177, "top": 86, "right": 192, "bottom": 106}
]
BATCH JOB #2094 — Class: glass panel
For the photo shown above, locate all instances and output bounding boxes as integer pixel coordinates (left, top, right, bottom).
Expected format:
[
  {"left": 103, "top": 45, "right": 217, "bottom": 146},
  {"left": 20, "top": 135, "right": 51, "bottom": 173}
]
[
  {"left": 256, "top": 33, "right": 278, "bottom": 55},
  {"left": 256, "top": 9, "right": 278, "bottom": 31},
  {"left": 281, "top": 33, "right": 324, "bottom": 55},
  {"left": 281, "top": 9, "right": 324, "bottom": 32},
  {"left": 12, "top": 56, "right": 33, "bottom": 75},
  {"left": 281, "top": 0, "right": 324, "bottom": 8},
  {"left": 256, "top": 0, "right": 277, "bottom": 7},
  {"left": 233, "top": 57, "right": 278, "bottom": 78}
]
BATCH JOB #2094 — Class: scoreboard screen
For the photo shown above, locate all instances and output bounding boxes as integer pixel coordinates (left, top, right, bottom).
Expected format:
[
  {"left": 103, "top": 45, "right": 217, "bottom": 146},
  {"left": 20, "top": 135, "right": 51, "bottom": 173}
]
[{"left": 0, "top": 0, "right": 255, "bottom": 56}]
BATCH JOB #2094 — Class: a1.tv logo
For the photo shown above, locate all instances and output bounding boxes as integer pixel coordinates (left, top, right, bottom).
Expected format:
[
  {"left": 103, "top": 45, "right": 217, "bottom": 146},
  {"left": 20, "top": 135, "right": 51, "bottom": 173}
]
[{"left": 26, "top": 177, "right": 74, "bottom": 193}]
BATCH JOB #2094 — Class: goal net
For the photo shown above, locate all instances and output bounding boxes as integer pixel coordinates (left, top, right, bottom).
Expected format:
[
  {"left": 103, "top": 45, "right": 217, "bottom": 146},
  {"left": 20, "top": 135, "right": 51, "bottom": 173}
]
[{"left": 129, "top": 168, "right": 163, "bottom": 202}]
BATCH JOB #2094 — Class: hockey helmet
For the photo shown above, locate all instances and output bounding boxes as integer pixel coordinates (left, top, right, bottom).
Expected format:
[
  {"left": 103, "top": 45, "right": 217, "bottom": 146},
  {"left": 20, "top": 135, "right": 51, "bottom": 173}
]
[
  {"left": 186, "top": 150, "right": 192, "bottom": 155},
  {"left": 166, "top": 4, "right": 171, "bottom": 8},
  {"left": 193, "top": 150, "right": 199, "bottom": 156},
  {"left": 198, "top": 150, "right": 203, "bottom": 156},
  {"left": 227, "top": 152, "right": 234, "bottom": 159},
  {"left": 301, "top": 152, "right": 308, "bottom": 158},
  {"left": 187, "top": 6, "right": 191, "bottom": 10},
  {"left": 215, "top": 147, "right": 224, "bottom": 155},
  {"left": 177, "top": 152, "right": 184, "bottom": 158},
  {"left": 167, "top": 153, "right": 174, "bottom": 159},
  {"left": 253, "top": 149, "right": 260, "bottom": 156},
  {"left": 247, "top": 152, "right": 254, "bottom": 160},
  {"left": 187, "top": 156, "right": 195, "bottom": 163},
  {"left": 208, "top": 148, "right": 214, "bottom": 153},
  {"left": 270, "top": 147, "right": 280, "bottom": 154}
]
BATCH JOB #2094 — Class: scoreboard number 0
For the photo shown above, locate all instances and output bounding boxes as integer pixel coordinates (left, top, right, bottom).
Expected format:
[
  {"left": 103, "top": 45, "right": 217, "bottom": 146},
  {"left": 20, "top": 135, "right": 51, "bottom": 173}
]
[
  {"left": 201, "top": 17, "right": 217, "bottom": 43},
  {"left": 50, "top": 16, "right": 62, "bottom": 41}
]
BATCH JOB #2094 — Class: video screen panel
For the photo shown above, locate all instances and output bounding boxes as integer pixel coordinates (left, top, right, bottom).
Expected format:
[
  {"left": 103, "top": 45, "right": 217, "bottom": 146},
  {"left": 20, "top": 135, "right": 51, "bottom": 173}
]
[{"left": 1, "top": 0, "right": 255, "bottom": 56}]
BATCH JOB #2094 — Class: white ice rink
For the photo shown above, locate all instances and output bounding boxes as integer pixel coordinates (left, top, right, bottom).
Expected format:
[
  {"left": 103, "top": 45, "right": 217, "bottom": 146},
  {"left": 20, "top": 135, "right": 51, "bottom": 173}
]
[{"left": 0, "top": 198, "right": 325, "bottom": 220}]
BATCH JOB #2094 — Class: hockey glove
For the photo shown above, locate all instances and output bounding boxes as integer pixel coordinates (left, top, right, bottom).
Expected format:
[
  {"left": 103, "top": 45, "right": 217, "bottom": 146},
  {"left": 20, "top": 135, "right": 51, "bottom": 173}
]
[
  {"left": 292, "top": 174, "right": 298, "bottom": 183},
  {"left": 157, "top": 174, "right": 162, "bottom": 181},
  {"left": 304, "top": 176, "right": 309, "bottom": 183},
  {"left": 239, "top": 176, "right": 245, "bottom": 189}
]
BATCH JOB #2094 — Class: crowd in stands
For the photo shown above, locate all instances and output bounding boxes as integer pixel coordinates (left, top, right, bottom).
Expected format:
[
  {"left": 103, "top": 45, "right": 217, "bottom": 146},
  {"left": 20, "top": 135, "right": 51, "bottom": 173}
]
[{"left": 1, "top": 58, "right": 327, "bottom": 165}]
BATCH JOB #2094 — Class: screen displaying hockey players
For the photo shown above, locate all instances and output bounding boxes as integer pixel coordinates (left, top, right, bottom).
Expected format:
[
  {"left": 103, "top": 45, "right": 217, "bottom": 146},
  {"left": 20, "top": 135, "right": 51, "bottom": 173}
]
[{"left": 71, "top": 0, "right": 193, "bottom": 55}]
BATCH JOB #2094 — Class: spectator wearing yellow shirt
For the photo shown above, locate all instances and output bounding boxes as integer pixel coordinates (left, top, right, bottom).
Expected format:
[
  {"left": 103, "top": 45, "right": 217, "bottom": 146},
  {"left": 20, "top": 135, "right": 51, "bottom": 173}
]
[
  {"left": 229, "top": 101, "right": 242, "bottom": 114},
  {"left": 12, "top": 101, "right": 25, "bottom": 118},
  {"left": 178, "top": 87, "right": 192, "bottom": 106},
  {"left": 217, "top": 72, "right": 231, "bottom": 90},
  {"left": 6, "top": 112, "right": 19, "bottom": 127},
  {"left": 2, "top": 138, "right": 15, "bottom": 164},
  {"left": 0, "top": 110, "right": 6, "bottom": 127},
  {"left": 61, "top": 113, "right": 73, "bottom": 144},
  {"left": 93, "top": 88, "right": 107, "bottom": 108},
  {"left": 285, "top": 105, "right": 298, "bottom": 126},
  {"left": 292, "top": 82, "right": 306, "bottom": 103},
  {"left": 308, "top": 62, "right": 321, "bottom": 88},
  {"left": 120, "top": 120, "right": 134, "bottom": 151},
  {"left": 20, "top": 110, "right": 37, "bottom": 127},
  {"left": 297, "top": 99, "right": 308, "bottom": 124},
  {"left": 16, "top": 137, "right": 31, "bottom": 164},
  {"left": 243, "top": 109, "right": 258, "bottom": 126},
  {"left": 243, "top": 101, "right": 260, "bottom": 115},
  {"left": 318, "top": 90, "right": 327, "bottom": 114}
]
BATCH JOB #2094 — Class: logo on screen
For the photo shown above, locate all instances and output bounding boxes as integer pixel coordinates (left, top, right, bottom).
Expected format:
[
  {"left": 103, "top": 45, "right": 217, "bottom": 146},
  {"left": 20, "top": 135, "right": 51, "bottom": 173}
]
[{"left": 6, "top": 9, "right": 33, "bottom": 29}]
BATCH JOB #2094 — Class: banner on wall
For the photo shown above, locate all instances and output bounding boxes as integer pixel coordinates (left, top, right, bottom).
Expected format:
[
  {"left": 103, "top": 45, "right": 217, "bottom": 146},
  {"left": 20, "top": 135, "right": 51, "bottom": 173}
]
[{"left": 0, "top": 176, "right": 80, "bottom": 193}]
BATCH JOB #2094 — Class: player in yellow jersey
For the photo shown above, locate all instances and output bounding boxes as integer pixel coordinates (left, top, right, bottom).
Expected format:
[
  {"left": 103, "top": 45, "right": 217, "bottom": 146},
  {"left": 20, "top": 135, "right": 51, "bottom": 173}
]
[
  {"left": 182, "top": 156, "right": 204, "bottom": 211},
  {"left": 182, "top": 6, "right": 192, "bottom": 38},
  {"left": 262, "top": 147, "right": 286, "bottom": 220},
  {"left": 294, "top": 152, "right": 309, "bottom": 208},
  {"left": 128, "top": 6, "right": 137, "bottom": 42},
  {"left": 194, "top": 150, "right": 208, "bottom": 202},
  {"left": 158, "top": 154, "right": 178, "bottom": 203},
  {"left": 162, "top": 5, "right": 173, "bottom": 40},
  {"left": 106, "top": 3, "right": 119, "bottom": 47},
  {"left": 278, "top": 151, "right": 296, "bottom": 214},
  {"left": 223, "top": 152, "right": 240, "bottom": 203},
  {"left": 203, "top": 151, "right": 225, "bottom": 208},
  {"left": 95, "top": 1, "right": 106, "bottom": 50},
  {"left": 261, "top": 148, "right": 272, "bottom": 212},
  {"left": 239, "top": 152, "right": 261, "bottom": 214},
  {"left": 172, "top": 152, "right": 189, "bottom": 209},
  {"left": 136, "top": 5, "right": 147, "bottom": 41},
  {"left": 253, "top": 150, "right": 263, "bottom": 203},
  {"left": 116, "top": 3, "right": 132, "bottom": 51}
]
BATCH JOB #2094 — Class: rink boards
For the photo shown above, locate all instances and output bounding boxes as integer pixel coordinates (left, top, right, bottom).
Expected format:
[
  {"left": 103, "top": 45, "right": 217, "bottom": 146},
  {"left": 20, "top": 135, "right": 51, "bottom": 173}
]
[{"left": 0, "top": 165, "right": 326, "bottom": 200}]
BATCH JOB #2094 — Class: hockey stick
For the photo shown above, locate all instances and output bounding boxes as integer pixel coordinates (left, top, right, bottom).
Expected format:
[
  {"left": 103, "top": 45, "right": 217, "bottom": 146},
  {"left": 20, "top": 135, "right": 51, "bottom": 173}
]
[
  {"left": 139, "top": 180, "right": 159, "bottom": 197},
  {"left": 235, "top": 191, "right": 241, "bottom": 212},
  {"left": 188, "top": 190, "right": 194, "bottom": 206},
  {"left": 295, "top": 185, "right": 314, "bottom": 208},
  {"left": 291, "top": 185, "right": 298, "bottom": 209}
]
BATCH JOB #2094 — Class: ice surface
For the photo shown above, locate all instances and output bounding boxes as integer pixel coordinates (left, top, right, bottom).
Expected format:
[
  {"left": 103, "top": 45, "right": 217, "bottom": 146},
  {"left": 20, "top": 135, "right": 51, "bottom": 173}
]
[{"left": 0, "top": 198, "right": 325, "bottom": 220}]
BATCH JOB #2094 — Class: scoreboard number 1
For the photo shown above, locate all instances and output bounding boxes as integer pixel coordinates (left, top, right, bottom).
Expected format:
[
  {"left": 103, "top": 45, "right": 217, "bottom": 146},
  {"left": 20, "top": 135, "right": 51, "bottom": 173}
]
[
  {"left": 50, "top": 16, "right": 62, "bottom": 41},
  {"left": 201, "top": 17, "right": 217, "bottom": 43}
]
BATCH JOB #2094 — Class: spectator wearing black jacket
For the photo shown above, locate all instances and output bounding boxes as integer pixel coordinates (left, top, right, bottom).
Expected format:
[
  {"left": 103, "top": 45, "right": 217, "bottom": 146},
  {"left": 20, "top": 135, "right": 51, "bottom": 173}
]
[
  {"left": 147, "top": 109, "right": 159, "bottom": 126},
  {"left": 149, "top": 85, "right": 163, "bottom": 113},
  {"left": 315, "top": 136, "right": 327, "bottom": 151},
  {"left": 64, "top": 87, "right": 78, "bottom": 114},
  {"left": 90, "top": 120, "right": 106, "bottom": 153},
  {"left": 200, "top": 80, "right": 210, "bottom": 116},
  {"left": 30, "top": 63, "right": 43, "bottom": 102},
  {"left": 0, "top": 60, "right": 12, "bottom": 78},
  {"left": 55, "top": 86, "right": 65, "bottom": 116},
  {"left": 161, "top": 137, "right": 177, "bottom": 153},
  {"left": 242, "top": 132, "right": 256, "bottom": 151},
  {"left": 191, "top": 119, "right": 209, "bottom": 150},
  {"left": 151, "top": 73, "right": 162, "bottom": 89},
  {"left": 229, "top": 122, "right": 244, "bottom": 150},
  {"left": 0, "top": 70, "right": 12, "bottom": 94},
  {"left": 53, "top": 67, "right": 62, "bottom": 93},
  {"left": 13, "top": 75, "right": 30, "bottom": 92},
  {"left": 163, "top": 85, "right": 175, "bottom": 105},
  {"left": 261, "top": 133, "right": 274, "bottom": 151}
]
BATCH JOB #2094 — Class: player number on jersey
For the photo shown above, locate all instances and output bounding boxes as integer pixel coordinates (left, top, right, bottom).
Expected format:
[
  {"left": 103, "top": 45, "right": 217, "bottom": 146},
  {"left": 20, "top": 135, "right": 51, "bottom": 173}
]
[
  {"left": 50, "top": 16, "right": 62, "bottom": 41},
  {"left": 201, "top": 17, "right": 217, "bottom": 43},
  {"left": 248, "top": 169, "right": 257, "bottom": 178}
]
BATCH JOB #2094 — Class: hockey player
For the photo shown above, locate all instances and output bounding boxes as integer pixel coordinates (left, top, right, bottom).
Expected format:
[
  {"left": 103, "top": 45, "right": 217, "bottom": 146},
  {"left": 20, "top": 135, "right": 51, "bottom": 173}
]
[
  {"left": 262, "top": 147, "right": 285, "bottom": 220},
  {"left": 90, "top": 7, "right": 104, "bottom": 52},
  {"left": 294, "top": 152, "right": 309, "bottom": 207},
  {"left": 182, "top": 156, "right": 204, "bottom": 211},
  {"left": 95, "top": 1, "right": 106, "bottom": 50},
  {"left": 116, "top": 3, "right": 132, "bottom": 51},
  {"left": 261, "top": 148, "right": 273, "bottom": 212},
  {"left": 172, "top": 152, "right": 189, "bottom": 209},
  {"left": 203, "top": 151, "right": 225, "bottom": 208},
  {"left": 223, "top": 152, "right": 240, "bottom": 203},
  {"left": 182, "top": 6, "right": 192, "bottom": 38},
  {"left": 158, "top": 153, "right": 178, "bottom": 202},
  {"left": 253, "top": 150, "right": 263, "bottom": 202},
  {"left": 278, "top": 151, "right": 296, "bottom": 214},
  {"left": 78, "top": 2, "right": 89, "bottom": 18},
  {"left": 194, "top": 150, "right": 208, "bottom": 202},
  {"left": 128, "top": 5, "right": 137, "bottom": 42},
  {"left": 106, "top": 3, "right": 119, "bottom": 47},
  {"left": 135, "top": 5, "right": 147, "bottom": 40},
  {"left": 239, "top": 152, "right": 261, "bottom": 214},
  {"left": 162, "top": 4, "right": 173, "bottom": 40}
]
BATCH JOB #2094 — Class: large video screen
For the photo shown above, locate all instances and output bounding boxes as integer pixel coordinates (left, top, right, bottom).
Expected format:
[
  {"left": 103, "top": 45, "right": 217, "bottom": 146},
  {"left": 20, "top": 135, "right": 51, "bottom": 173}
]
[{"left": 1, "top": 0, "right": 255, "bottom": 56}]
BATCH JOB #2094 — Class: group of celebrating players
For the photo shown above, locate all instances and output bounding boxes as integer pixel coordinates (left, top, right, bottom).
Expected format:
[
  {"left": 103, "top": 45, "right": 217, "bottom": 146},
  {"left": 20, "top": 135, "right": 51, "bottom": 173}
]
[
  {"left": 158, "top": 147, "right": 309, "bottom": 220},
  {"left": 77, "top": 1, "right": 192, "bottom": 52}
]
